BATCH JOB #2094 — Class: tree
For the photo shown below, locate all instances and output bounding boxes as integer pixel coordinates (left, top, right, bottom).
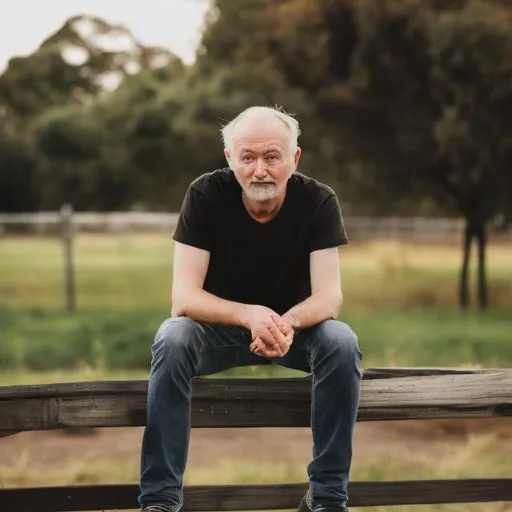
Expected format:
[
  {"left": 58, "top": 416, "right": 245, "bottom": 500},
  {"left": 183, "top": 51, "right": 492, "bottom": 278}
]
[
  {"left": 1, "top": 14, "right": 184, "bottom": 211},
  {"left": 344, "top": 0, "right": 512, "bottom": 308},
  {"left": 260, "top": 0, "right": 512, "bottom": 308},
  {"left": 0, "top": 133, "right": 38, "bottom": 212},
  {"left": 0, "top": 15, "right": 175, "bottom": 125}
]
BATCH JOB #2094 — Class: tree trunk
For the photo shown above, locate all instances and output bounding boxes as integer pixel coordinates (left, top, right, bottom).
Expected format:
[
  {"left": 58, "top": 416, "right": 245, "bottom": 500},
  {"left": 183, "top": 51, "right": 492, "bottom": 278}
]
[
  {"left": 459, "top": 220, "right": 488, "bottom": 310},
  {"left": 476, "top": 222, "right": 488, "bottom": 309},
  {"left": 459, "top": 222, "right": 473, "bottom": 309}
]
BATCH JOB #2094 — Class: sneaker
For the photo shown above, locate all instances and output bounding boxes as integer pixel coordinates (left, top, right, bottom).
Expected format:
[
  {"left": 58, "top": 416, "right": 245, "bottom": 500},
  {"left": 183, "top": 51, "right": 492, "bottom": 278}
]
[
  {"left": 142, "top": 504, "right": 177, "bottom": 512},
  {"left": 297, "top": 489, "right": 348, "bottom": 512}
]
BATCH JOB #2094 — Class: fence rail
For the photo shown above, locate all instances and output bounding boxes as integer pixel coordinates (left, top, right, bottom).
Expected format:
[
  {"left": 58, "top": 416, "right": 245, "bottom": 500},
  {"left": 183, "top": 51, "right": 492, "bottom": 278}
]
[
  {"left": 3, "top": 479, "right": 512, "bottom": 512},
  {"left": 1, "top": 367, "right": 511, "bottom": 511},
  {"left": 0, "top": 368, "right": 510, "bottom": 433},
  {"left": 0, "top": 210, "right": 475, "bottom": 242}
]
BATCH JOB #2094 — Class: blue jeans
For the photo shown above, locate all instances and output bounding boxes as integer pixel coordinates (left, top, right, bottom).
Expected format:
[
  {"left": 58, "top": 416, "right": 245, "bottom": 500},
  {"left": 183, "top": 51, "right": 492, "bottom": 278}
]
[{"left": 139, "top": 317, "right": 363, "bottom": 510}]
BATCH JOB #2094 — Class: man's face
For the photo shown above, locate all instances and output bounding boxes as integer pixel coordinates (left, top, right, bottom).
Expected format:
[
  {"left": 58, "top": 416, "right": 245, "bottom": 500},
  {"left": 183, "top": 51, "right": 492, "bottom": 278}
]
[{"left": 225, "top": 117, "right": 301, "bottom": 202}]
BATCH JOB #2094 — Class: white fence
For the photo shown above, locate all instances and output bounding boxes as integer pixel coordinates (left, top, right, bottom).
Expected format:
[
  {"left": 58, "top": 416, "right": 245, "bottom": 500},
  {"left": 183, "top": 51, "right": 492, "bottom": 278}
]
[
  {"left": 2, "top": 209, "right": 509, "bottom": 313},
  {"left": 0, "top": 210, "right": 467, "bottom": 243},
  {"left": 0, "top": 209, "right": 510, "bottom": 243}
]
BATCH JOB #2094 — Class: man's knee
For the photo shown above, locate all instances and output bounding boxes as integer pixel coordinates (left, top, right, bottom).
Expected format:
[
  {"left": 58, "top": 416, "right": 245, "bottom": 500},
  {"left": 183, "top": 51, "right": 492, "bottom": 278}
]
[
  {"left": 314, "top": 319, "right": 362, "bottom": 360},
  {"left": 152, "top": 316, "right": 200, "bottom": 359}
]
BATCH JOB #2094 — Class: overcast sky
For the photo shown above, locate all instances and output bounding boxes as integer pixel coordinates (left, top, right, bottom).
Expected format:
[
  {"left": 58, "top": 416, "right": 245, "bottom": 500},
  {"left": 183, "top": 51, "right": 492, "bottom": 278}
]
[{"left": 0, "top": 0, "right": 210, "bottom": 72}]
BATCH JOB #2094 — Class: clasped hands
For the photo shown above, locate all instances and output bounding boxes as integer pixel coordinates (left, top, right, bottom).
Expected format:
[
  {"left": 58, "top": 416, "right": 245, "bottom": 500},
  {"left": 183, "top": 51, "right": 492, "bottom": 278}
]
[{"left": 247, "top": 305, "right": 294, "bottom": 358}]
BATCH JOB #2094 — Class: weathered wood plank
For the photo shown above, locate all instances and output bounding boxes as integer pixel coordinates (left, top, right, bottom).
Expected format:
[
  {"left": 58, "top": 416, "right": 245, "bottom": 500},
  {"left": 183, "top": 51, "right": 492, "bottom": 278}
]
[
  {"left": 0, "top": 371, "right": 510, "bottom": 430},
  {"left": 2, "top": 479, "right": 512, "bottom": 511},
  {"left": 0, "top": 367, "right": 491, "bottom": 400}
]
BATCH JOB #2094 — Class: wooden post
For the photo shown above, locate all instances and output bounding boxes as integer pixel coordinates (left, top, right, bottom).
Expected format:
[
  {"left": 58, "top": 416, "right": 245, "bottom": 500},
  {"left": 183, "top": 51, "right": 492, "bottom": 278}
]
[{"left": 60, "top": 203, "right": 76, "bottom": 313}]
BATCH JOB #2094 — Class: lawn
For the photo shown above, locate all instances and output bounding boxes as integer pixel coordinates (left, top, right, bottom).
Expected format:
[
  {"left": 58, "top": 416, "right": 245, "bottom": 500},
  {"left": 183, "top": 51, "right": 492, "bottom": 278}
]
[{"left": 0, "top": 234, "right": 511, "bottom": 373}]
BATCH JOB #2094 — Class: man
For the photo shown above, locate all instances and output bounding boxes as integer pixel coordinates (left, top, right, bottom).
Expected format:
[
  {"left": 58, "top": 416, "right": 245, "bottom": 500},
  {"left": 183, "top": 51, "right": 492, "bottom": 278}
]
[{"left": 139, "top": 106, "right": 363, "bottom": 512}]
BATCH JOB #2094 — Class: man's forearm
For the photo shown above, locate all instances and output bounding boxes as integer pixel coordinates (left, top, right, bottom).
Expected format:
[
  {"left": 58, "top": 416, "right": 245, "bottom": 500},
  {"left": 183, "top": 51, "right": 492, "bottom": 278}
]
[
  {"left": 283, "top": 290, "right": 343, "bottom": 331},
  {"left": 172, "top": 288, "right": 250, "bottom": 328}
]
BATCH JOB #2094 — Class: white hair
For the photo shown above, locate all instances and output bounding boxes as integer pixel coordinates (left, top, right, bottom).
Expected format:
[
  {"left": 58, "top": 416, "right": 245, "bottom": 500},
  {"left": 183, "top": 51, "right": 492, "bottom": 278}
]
[{"left": 220, "top": 105, "right": 301, "bottom": 155}]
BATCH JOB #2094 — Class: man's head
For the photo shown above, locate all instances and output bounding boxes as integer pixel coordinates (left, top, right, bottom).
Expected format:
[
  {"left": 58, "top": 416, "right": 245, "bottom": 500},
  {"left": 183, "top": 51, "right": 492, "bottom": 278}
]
[{"left": 222, "top": 106, "right": 302, "bottom": 202}]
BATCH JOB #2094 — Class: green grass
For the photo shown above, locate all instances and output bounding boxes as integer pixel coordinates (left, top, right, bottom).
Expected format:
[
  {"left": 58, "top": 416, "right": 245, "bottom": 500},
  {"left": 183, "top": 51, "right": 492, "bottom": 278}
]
[
  {"left": 0, "top": 234, "right": 511, "bottom": 375},
  {"left": 1, "top": 234, "right": 511, "bottom": 310},
  {"left": 0, "top": 305, "right": 510, "bottom": 375}
]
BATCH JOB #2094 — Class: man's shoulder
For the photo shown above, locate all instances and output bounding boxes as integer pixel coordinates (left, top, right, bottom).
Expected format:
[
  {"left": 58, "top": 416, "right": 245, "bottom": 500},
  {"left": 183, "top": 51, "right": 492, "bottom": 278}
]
[
  {"left": 290, "top": 172, "right": 337, "bottom": 200},
  {"left": 189, "top": 168, "right": 235, "bottom": 196}
]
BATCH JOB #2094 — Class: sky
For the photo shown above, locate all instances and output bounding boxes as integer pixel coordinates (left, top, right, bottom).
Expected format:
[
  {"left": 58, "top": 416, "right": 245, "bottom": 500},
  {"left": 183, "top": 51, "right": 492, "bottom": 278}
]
[{"left": 0, "top": 0, "right": 210, "bottom": 72}]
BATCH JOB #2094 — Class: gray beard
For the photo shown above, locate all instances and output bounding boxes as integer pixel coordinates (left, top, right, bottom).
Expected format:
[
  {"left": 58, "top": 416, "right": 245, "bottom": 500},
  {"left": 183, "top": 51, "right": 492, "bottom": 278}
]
[{"left": 244, "top": 183, "right": 279, "bottom": 202}]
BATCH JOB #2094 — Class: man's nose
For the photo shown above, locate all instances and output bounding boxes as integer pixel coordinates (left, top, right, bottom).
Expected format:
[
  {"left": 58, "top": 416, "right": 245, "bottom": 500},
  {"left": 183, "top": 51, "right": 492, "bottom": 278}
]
[{"left": 253, "top": 159, "right": 268, "bottom": 178}]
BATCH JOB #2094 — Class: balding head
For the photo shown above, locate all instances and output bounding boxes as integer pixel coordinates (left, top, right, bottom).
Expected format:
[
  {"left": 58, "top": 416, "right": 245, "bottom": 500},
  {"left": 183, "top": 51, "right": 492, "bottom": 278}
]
[{"left": 221, "top": 106, "right": 301, "bottom": 158}]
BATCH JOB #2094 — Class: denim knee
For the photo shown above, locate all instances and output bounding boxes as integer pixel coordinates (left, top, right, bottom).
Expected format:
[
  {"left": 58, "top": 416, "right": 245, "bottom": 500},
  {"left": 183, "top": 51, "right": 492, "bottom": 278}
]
[
  {"left": 313, "top": 320, "right": 362, "bottom": 370},
  {"left": 151, "top": 317, "right": 201, "bottom": 371}
]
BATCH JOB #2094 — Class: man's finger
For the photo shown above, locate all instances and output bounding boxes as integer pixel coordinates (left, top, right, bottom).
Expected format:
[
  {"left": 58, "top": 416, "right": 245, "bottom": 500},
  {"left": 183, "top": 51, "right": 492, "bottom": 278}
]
[
  {"left": 256, "top": 329, "right": 283, "bottom": 356},
  {"left": 251, "top": 338, "right": 282, "bottom": 358},
  {"left": 267, "top": 322, "right": 287, "bottom": 351},
  {"left": 270, "top": 312, "right": 292, "bottom": 335},
  {"left": 251, "top": 338, "right": 270, "bottom": 356}
]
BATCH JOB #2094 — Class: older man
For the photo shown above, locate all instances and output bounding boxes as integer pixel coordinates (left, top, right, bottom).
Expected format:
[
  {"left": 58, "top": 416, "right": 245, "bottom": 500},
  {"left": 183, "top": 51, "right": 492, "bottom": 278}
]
[{"left": 138, "top": 106, "right": 363, "bottom": 512}]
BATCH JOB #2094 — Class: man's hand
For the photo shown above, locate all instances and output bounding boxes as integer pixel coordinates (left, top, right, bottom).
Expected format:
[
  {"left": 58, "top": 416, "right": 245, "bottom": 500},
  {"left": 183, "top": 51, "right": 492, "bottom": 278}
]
[
  {"left": 250, "top": 312, "right": 294, "bottom": 358},
  {"left": 245, "top": 305, "right": 290, "bottom": 357}
]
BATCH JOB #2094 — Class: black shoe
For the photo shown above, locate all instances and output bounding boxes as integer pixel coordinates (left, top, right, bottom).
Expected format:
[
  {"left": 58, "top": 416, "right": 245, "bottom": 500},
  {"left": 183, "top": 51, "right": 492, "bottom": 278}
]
[
  {"left": 142, "top": 504, "right": 179, "bottom": 512},
  {"left": 297, "top": 489, "right": 348, "bottom": 512}
]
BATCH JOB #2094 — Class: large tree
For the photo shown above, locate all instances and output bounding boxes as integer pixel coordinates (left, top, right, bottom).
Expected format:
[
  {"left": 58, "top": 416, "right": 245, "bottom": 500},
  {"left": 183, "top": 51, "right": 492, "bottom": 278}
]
[
  {"left": 258, "top": 0, "right": 512, "bottom": 308},
  {"left": 344, "top": 0, "right": 512, "bottom": 308}
]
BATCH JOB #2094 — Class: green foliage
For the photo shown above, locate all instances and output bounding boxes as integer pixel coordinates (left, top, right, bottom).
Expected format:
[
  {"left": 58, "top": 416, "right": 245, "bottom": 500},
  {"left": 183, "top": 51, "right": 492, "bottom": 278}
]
[
  {"left": 1, "top": 233, "right": 510, "bottom": 372},
  {"left": 0, "top": 133, "right": 38, "bottom": 212},
  {"left": 35, "top": 105, "right": 102, "bottom": 160},
  {"left": 1, "top": 1, "right": 511, "bottom": 217},
  {"left": 0, "top": 304, "right": 510, "bottom": 372}
]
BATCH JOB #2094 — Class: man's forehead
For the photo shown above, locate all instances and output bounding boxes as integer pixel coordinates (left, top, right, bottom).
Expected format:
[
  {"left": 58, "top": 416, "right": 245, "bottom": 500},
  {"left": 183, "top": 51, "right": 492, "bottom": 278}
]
[
  {"left": 234, "top": 138, "right": 285, "bottom": 152},
  {"left": 232, "top": 113, "right": 290, "bottom": 139}
]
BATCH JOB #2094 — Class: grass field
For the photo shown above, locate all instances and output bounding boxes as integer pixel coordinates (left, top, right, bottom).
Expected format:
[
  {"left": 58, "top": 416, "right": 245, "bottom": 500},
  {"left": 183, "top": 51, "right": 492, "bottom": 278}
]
[
  {"left": 1, "top": 234, "right": 511, "bottom": 511},
  {"left": 1, "top": 233, "right": 511, "bottom": 310},
  {"left": 0, "top": 234, "right": 511, "bottom": 372}
]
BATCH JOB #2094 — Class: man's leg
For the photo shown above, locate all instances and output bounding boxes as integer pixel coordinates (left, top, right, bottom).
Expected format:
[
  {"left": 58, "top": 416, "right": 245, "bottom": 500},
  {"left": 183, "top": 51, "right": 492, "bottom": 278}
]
[
  {"left": 138, "top": 317, "right": 261, "bottom": 511},
  {"left": 277, "top": 319, "right": 363, "bottom": 510}
]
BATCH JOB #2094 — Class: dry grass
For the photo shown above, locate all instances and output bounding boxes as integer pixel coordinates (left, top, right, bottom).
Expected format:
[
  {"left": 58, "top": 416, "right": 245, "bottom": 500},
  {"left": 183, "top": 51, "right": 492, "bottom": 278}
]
[
  {"left": 0, "top": 234, "right": 511, "bottom": 309},
  {"left": 1, "top": 427, "right": 511, "bottom": 512}
]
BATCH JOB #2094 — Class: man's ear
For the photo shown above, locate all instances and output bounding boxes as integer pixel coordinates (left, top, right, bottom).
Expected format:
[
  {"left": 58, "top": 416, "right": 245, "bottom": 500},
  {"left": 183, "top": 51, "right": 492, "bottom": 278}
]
[
  {"left": 224, "top": 148, "right": 231, "bottom": 167},
  {"left": 293, "top": 147, "right": 302, "bottom": 170}
]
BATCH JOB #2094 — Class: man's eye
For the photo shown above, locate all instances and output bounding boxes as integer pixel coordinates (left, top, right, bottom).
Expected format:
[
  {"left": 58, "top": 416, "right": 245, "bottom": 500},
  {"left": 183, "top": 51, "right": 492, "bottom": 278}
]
[
  {"left": 242, "top": 155, "right": 253, "bottom": 162},
  {"left": 267, "top": 155, "right": 279, "bottom": 161}
]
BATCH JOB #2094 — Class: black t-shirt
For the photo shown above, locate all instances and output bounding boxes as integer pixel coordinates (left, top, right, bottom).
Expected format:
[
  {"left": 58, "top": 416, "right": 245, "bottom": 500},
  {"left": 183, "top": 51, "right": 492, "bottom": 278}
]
[{"left": 173, "top": 168, "right": 348, "bottom": 315}]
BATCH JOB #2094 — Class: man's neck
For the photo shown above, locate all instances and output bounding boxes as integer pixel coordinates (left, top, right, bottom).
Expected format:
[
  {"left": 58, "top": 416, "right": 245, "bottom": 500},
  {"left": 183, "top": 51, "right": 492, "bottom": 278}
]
[{"left": 242, "top": 191, "right": 286, "bottom": 223}]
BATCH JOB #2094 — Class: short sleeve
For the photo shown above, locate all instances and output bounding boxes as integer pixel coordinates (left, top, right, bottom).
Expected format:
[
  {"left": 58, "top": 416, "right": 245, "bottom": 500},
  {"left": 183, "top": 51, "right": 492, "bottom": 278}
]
[
  {"left": 308, "top": 192, "right": 349, "bottom": 252},
  {"left": 172, "top": 185, "right": 213, "bottom": 251}
]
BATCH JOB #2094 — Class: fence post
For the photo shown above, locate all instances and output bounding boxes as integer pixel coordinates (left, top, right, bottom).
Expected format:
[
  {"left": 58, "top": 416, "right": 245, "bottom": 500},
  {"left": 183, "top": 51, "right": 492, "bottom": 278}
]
[{"left": 60, "top": 203, "right": 76, "bottom": 313}]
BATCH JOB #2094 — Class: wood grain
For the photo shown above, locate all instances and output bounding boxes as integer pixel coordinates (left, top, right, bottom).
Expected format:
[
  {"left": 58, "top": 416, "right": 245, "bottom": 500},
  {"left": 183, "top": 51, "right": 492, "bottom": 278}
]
[
  {"left": 0, "top": 370, "right": 510, "bottom": 430},
  {"left": 2, "top": 479, "right": 512, "bottom": 511}
]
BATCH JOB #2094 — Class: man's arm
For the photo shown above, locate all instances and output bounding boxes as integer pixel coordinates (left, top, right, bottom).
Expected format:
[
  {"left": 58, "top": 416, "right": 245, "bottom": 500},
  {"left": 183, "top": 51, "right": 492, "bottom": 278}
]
[
  {"left": 282, "top": 247, "right": 343, "bottom": 330},
  {"left": 171, "top": 241, "right": 249, "bottom": 326}
]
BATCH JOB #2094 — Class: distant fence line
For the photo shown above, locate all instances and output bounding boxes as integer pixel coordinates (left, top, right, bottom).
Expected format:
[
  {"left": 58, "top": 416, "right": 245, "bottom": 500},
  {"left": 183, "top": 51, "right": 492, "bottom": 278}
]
[
  {"left": 1, "top": 208, "right": 509, "bottom": 313},
  {"left": 0, "top": 209, "right": 485, "bottom": 243}
]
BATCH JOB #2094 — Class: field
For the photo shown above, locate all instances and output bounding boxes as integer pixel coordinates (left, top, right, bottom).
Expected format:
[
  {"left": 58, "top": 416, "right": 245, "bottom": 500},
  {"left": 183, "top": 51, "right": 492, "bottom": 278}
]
[{"left": 0, "top": 233, "right": 511, "bottom": 511}]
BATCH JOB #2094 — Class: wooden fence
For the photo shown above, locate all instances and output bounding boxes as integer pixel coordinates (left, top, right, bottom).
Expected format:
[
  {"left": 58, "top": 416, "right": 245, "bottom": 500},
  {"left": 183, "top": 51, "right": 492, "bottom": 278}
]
[
  {"left": 0, "top": 209, "right": 472, "bottom": 242},
  {"left": 0, "top": 367, "right": 511, "bottom": 511}
]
